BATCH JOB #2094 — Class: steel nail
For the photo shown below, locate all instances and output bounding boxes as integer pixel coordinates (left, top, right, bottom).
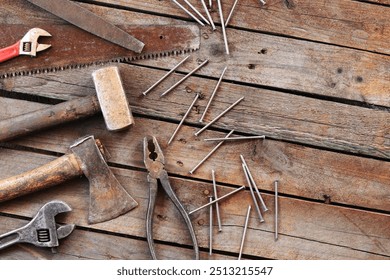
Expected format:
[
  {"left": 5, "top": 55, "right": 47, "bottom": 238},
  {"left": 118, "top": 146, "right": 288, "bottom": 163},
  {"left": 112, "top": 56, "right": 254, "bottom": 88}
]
[
  {"left": 204, "top": 135, "right": 265, "bottom": 141},
  {"left": 189, "top": 129, "right": 234, "bottom": 174},
  {"left": 199, "top": 66, "right": 228, "bottom": 122},
  {"left": 240, "top": 155, "right": 268, "bottom": 212},
  {"left": 183, "top": 0, "right": 210, "bottom": 25},
  {"left": 212, "top": 170, "right": 222, "bottom": 232},
  {"left": 168, "top": 93, "right": 199, "bottom": 144},
  {"left": 200, "top": 0, "right": 216, "bottom": 30},
  {"left": 275, "top": 180, "right": 278, "bottom": 241},
  {"left": 225, "top": 0, "right": 239, "bottom": 27},
  {"left": 209, "top": 196, "right": 213, "bottom": 255},
  {"left": 242, "top": 164, "right": 264, "bottom": 223},
  {"left": 217, "top": 0, "right": 229, "bottom": 54},
  {"left": 142, "top": 55, "right": 190, "bottom": 96},
  {"left": 160, "top": 59, "right": 209, "bottom": 97},
  {"left": 195, "top": 97, "right": 244, "bottom": 136},
  {"left": 189, "top": 185, "right": 245, "bottom": 215},
  {"left": 238, "top": 205, "right": 251, "bottom": 260},
  {"left": 172, "top": 0, "right": 205, "bottom": 26}
]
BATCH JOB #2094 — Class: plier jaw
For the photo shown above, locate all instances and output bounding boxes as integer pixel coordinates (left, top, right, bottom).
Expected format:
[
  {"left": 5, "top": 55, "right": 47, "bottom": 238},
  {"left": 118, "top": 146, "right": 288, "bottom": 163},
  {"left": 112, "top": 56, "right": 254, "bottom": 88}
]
[{"left": 143, "top": 135, "right": 165, "bottom": 179}]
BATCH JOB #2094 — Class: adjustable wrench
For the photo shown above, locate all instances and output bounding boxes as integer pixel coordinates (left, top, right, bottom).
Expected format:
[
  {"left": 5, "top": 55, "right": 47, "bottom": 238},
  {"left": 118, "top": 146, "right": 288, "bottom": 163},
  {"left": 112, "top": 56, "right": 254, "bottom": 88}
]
[
  {"left": 0, "top": 28, "right": 51, "bottom": 63},
  {"left": 0, "top": 200, "right": 75, "bottom": 251}
]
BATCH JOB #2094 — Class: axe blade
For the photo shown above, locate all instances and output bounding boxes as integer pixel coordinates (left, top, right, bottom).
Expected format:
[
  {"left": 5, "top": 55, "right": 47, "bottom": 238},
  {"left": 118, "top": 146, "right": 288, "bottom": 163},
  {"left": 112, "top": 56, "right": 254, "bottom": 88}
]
[{"left": 70, "top": 136, "right": 138, "bottom": 224}]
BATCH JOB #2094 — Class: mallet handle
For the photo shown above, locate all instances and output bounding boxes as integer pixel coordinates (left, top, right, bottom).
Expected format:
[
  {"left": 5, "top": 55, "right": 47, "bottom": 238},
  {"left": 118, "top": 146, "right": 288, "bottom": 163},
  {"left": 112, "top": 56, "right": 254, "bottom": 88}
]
[
  {"left": 0, "top": 153, "right": 82, "bottom": 202},
  {"left": 0, "top": 95, "right": 100, "bottom": 142}
]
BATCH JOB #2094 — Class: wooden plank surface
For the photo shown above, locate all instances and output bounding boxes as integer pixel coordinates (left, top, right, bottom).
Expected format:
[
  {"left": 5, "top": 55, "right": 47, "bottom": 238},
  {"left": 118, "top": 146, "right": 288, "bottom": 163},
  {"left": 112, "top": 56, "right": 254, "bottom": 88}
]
[
  {"left": 0, "top": 149, "right": 388, "bottom": 260},
  {"left": 0, "top": 0, "right": 388, "bottom": 261}
]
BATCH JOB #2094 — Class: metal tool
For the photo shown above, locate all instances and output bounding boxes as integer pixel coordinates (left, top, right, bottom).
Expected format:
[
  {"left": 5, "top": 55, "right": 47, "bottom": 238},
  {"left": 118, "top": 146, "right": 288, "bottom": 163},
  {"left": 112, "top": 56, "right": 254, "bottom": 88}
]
[
  {"left": 199, "top": 66, "right": 228, "bottom": 122},
  {"left": 189, "top": 129, "right": 234, "bottom": 174},
  {"left": 144, "top": 136, "right": 199, "bottom": 260},
  {"left": 0, "top": 135, "right": 138, "bottom": 224},
  {"left": 260, "top": 0, "right": 266, "bottom": 5},
  {"left": 168, "top": 93, "right": 199, "bottom": 145},
  {"left": 1, "top": 1, "right": 200, "bottom": 78},
  {"left": 204, "top": 135, "right": 265, "bottom": 141},
  {"left": 172, "top": 0, "right": 205, "bottom": 26},
  {"left": 189, "top": 185, "right": 246, "bottom": 215},
  {"left": 143, "top": 55, "right": 191, "bottom": 96},
  {"left": 0, "top": 66, "right": 133, "bottom": 142},
  {"left": 160, "top": 59, "right": 209, "bottom": 97},
  {"left": 195, "top": 97, "right": 244, "bottom": 136},
  {"left": 212, "top": 170, "right": 222, "bottom": 232},
  {"left": 240, "top": 155, "right": 268, "bottom": 212},
  {"left": 0, "top": 200, "right": 74, "bottom": 251},
  {"left": 238, "top": 205, "right": 251, "bottom": 260},
  {"left": 27, "top": 0, "right": 144, "bottom": 53},
  {"left": 217, "top": 0, "right": 229, "bottom": 54},
  {"left": 0, "top": 28, "right": 51, "bottom": 63}
]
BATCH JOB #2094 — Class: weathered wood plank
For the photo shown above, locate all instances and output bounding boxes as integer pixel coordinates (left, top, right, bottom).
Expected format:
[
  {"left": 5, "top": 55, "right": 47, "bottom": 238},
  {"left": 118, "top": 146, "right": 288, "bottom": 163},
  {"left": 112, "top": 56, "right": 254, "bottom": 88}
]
[
  {"left": 0, "top": 149, "right": 388, "bottom": 259},
  {"left": 1, "top": 0, "right": 389, "bottom": 107},
  {"left": 92, "top": 0, "right": 390, "bottom": 55},
  {"left": 1, "top": 97, "right": 389, "bottom": 212},
  {"left": 1, "top": 63, "right": 388, "bottom": 159},
  {"left": 0, "top": 216, "right": 235, "bottom": 260}
]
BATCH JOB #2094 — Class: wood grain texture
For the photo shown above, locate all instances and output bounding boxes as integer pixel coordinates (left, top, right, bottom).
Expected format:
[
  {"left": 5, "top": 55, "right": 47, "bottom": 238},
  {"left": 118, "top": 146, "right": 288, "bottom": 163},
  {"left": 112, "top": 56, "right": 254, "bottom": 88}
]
[
  {"left": 93, "top": 0, "right": 390, "bottom": 55},
  {"left": 0, "top": 149, "right": 388, "bottom": 260},
  {"left": 1, "top": 0, "right": 389, "bottom": 107},
  {"left": 1, "top": 63, "right": 388, "bottom": 159}
]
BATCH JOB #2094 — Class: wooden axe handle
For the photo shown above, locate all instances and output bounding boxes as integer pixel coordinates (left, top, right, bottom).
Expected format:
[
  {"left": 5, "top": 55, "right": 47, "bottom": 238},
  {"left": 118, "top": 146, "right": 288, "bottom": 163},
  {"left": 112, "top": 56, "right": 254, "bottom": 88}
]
[
  {"left": 0, "top": 95, "right": 100, "bottom": 142},
  {"left": 0, "top": 153, "right": 82, "bottom": 202}
]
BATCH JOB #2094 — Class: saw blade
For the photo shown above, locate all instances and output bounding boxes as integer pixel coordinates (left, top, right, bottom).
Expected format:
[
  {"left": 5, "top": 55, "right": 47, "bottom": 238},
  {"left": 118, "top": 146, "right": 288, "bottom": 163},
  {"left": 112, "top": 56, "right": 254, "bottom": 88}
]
[{"left": 0, "top": 23, "right": 200, "bottom": 78}]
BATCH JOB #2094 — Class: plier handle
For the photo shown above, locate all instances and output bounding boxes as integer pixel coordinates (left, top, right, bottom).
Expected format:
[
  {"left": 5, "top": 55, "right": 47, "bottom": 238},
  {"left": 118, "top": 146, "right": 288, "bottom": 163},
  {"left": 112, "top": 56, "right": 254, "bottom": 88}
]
[{"left": 143, "top": 136, "right": 199, "bottom": 260}]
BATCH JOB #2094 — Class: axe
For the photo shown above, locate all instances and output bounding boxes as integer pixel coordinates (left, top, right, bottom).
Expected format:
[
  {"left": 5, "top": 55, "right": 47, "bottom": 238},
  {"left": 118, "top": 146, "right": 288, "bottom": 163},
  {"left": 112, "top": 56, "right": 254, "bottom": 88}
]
[
  {"left": 0, "top": 135, "right": 138, "bottom": 224},
  {"left": 0, "top": 66, "right": 134, "bottom": 142}
]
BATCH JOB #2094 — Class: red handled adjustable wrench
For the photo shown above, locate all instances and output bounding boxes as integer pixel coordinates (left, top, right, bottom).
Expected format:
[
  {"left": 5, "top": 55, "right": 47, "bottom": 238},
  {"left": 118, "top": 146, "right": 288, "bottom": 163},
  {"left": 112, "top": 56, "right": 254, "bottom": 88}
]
[{"left": 0, "top": 28, "right": 51, "bottom": 63}]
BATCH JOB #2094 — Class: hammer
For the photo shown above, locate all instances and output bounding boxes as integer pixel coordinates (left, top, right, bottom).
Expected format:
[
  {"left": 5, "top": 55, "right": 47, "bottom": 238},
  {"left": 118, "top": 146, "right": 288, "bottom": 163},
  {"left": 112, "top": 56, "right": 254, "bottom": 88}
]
[
  {"left": 0, "top": 135, "right": 138, "bottom": 224},
  {"left": 0, "top": 66, "right": 134, "bottom": 142}
]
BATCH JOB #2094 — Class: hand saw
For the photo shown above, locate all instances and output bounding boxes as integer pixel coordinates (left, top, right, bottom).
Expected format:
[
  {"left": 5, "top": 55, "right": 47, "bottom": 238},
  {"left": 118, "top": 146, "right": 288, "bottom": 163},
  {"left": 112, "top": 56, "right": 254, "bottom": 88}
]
[{"left": 0, "top": 1, "right": 200, "bottom": 78}]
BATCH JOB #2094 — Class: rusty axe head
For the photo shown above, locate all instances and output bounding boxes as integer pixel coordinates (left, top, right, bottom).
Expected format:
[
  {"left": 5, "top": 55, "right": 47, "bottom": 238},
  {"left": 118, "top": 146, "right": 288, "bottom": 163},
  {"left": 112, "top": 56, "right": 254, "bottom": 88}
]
[
  {"left": 70, "top": 135, "right": 138, "bottom": 224},
  {"left": 92, "top": 66, "right": 135, "bottom": 131}
]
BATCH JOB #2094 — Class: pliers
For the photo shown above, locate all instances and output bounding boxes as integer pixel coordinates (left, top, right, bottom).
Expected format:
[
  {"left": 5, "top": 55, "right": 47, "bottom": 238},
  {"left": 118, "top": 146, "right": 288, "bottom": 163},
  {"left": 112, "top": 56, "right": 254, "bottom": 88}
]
[
  {"left": 0, "top": 28, "right": 51, "bottom": 63},
  {"left": 143, "top": 136, "right": 199, "bottom": 260}
]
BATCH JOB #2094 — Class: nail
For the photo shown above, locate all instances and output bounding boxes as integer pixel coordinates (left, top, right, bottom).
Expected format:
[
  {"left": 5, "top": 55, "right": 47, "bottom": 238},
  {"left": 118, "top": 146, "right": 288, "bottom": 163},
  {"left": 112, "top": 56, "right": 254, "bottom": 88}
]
[
  {"left": 225, "top": 0, "right": 239, "bottom": 27},
  {"left": 183, "top": 0, "right": 210, "bottom": 25},
  {"left": 260, "top": 0, "right": 266, "bottom": 5},
  {"left": 204, "top": 135, "right": 265, "bottom": 142},
  {"left": 172, "top": 0, "right": 205, "bottom": 26},
  {"left": 199, "top": 66, "right": 228, "bottom": 123},
  {"left": 217, "top": 0, "right": 229, "bottom": 54},
  {"left": 209, "top": 196, "right": 213, "bottom": 255},
  {"left": 189, "top": 129, "right": 234, "bottom": 174},
  {"left": 200, "top": 0, "right": 216, "bottom": 30},
  {"left": 209, "top": 0, "right": 213, "bottom": 9},
  {"left": 160, "top": 59, "right": 209, "bottom": 97},
  {"left": 195, "top": 97, "right": 244, "bottom": 136},
  {"left": 168, "top": 93, "right": 199, "bottom": 145},
  {"left": 143, "top": 55, "right": 190, "bottom": 96},
  {"left": 275, "top": 180, "right": 278, "bottom": 241},
  {"left": 242, "top": 164, "right": 264, "bottom": 223},
  {"left": 212, "top": 170, "right": 222, "bottom": 232},
  {"left": 240, "top": 155, "right": 268, "bottom": 212},
  {"left": 238, "top": 205, "right": 251, "bottom": 260},
  {"left": 189, "top": 185, "right": 245, "bottom": 215}
]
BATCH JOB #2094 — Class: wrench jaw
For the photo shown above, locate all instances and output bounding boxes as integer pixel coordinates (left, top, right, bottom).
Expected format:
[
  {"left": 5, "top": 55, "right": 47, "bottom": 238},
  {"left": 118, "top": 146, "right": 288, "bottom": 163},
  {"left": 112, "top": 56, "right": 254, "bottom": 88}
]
[
  {"left": 17, "top": 201, "right": 74, "bottom": 249},
  {"left": 19, "top": 28, "right": 52, "bottom": 56}
]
